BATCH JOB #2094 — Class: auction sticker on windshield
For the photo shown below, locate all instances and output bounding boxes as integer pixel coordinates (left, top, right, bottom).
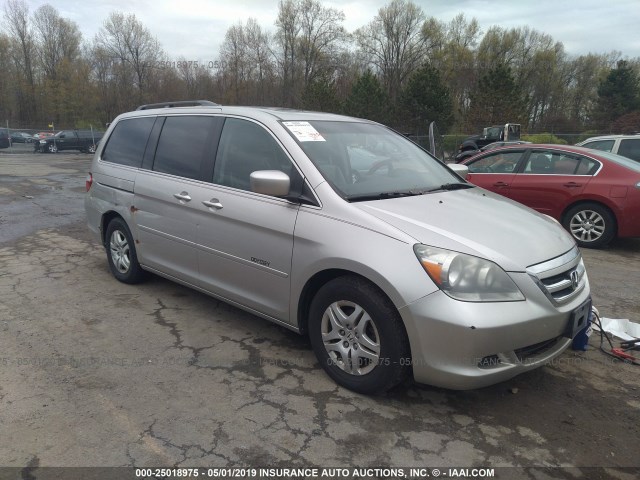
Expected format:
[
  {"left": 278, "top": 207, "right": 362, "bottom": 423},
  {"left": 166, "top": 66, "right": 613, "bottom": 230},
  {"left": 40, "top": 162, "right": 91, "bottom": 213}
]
[{"left": 283, "top": 121, "right": 325, "bottom": 142}]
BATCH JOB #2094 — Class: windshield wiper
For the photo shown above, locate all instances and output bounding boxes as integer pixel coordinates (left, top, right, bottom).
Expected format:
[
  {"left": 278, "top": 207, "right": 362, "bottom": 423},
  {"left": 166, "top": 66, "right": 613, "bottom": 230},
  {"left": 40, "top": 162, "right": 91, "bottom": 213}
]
[
  {"left": 425, "top": 183, "right": 474, "bottom": 193},
  {"left": 347, "top": 184, "right": 474, "bottom": 201},
  {"left": 346, "top": 190, "right": 426, "bottom": 202}
]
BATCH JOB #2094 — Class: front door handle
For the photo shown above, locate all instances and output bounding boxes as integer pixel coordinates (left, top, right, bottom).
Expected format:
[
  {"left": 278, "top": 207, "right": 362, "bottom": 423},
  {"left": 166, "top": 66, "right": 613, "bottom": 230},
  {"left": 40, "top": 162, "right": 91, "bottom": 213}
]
[
  {"left": 173, "top": 191, "right": 192, "bottom": 202},
  {"left": 202, "top": 199, "right": 223, "bottom": 210}
]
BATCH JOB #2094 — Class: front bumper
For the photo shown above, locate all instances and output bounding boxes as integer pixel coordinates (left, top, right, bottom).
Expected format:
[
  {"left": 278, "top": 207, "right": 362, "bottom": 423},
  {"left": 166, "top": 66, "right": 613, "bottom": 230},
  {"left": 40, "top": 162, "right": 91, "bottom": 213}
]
[{"left": 399, "top": 270, "right": 591, "bottom": 390}]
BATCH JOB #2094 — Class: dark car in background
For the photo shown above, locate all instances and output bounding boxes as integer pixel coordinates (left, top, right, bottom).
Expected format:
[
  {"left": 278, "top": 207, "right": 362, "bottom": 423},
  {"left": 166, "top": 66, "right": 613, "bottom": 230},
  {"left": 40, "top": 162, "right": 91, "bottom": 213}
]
[
  {"left": 461, "top": 144, "right": 640, "bottom": 248},
  {"left": 38, "top": 129, "right": 104, "bottom": 153},
  {"left": 0, "top": 128, "right": 10, "bottom": 148},
  {"left": 10, "top": 131, "right": 33, "bottom": 143},
  {"left": 33, "top": 132, "right": 55, "bottom": 152}
]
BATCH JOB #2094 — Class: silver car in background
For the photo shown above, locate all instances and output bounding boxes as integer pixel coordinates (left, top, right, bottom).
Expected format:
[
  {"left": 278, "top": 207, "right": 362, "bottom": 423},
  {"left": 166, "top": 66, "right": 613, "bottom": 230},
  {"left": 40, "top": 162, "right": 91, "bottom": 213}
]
[{"left": 85, "top": 101, "right": 591, "bottom": 393}]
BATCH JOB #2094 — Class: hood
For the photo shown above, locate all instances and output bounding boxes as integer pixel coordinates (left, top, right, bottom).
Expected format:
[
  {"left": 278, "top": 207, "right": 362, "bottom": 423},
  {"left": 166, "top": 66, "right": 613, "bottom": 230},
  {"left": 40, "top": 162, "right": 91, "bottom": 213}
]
[{"left": 354, "top": 187, "right": 575, "bottom": 271}]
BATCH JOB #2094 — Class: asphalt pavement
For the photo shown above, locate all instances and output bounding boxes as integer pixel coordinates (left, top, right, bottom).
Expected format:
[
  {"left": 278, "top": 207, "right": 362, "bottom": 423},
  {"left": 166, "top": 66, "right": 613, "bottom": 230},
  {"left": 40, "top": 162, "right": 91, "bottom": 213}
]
[{"left": 0, "top": 152, "right": 638, "bottom": 477}]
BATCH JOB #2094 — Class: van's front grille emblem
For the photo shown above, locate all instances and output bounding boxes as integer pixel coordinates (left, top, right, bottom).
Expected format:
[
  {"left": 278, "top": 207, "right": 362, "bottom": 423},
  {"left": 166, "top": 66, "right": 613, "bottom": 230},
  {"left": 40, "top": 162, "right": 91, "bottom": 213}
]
[{"left": 570, "top": 270, "right": 579, "bottom": 290}]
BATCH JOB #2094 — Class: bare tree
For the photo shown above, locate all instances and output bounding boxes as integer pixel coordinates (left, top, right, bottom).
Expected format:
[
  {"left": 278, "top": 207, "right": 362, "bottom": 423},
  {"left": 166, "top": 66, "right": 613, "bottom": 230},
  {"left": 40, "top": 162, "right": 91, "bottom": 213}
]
[
  {"left": 426, "top": 14, "right": 480, "bottom": 129},
  {"left": 89, "top": 43, "right": 120, "bottom": 122},
  {"left": 3, "top": 0, "right": 36, "bottom": 122},
  {"left": 275, "top": 0, "right": 302, "bottom": 106},
  {"left": 175, "top": 58, "right": 198, "bottom": 99},
  {"left": 219, "top": 21, "right": 251, "bottom": 104},
  {"left": 355, "top": 0, "right": 427, "bottom": 102},
  {"left": 298, "top": 0, "right": 347, "bottom": 87},
  {"left": 245, "top": 18, "right": 276, "bottom": 104},
  {"left": 95, "top": 12, "right": 162, "bottom": 105},
  {"left": 476, "top": 25, "right": 577, "bottom": 130},
  {"left": 0, "top": 33, "right": 15, "bottom": 122},
  {"left": 32, "top": 4, "right": 81, "bottom": 80},
  {"left": 567, "top": 52, "right": 620, "bottom": 127},
  {"left": 217, "top": 18, "right": 277, "bottom": 105},
  {"left": 446, "top": 13, "right": 480, "bottom": 50}
]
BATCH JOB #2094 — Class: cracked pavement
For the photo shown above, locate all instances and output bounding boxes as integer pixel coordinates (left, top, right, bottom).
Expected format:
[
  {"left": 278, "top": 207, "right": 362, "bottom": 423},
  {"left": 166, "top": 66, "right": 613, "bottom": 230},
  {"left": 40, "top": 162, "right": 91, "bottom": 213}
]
[{"left": 0, "top": 153, "right": 639, "bottom": 477}]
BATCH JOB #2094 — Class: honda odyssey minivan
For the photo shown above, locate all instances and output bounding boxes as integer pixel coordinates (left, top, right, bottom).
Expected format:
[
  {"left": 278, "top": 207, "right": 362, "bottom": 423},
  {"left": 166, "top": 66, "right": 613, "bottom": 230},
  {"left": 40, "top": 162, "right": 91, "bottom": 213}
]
[{"left": 85, "top": 101, "right": 591, "bottom": 393}]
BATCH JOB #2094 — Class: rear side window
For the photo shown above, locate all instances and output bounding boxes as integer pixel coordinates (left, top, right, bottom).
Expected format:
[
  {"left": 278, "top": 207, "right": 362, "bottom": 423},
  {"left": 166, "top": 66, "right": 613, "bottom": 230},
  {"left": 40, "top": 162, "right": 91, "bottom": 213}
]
[
  {"left": 153, "top": 116, "right": 218, "bottom": 180},
  {"left": 582, "top": 139, "right": 614, "bottom": 152},
  {"left": 576, "top": 156, "right": 599, "bottom": 175},
  {"left": 618, "top": 139, "right": 640, "bottom": 161},
  {"left": 102, "top": 117, "right": 155, "bottom": 168},
  {"left": 524, "top": 151, "right": 599, "bottom": 175}
]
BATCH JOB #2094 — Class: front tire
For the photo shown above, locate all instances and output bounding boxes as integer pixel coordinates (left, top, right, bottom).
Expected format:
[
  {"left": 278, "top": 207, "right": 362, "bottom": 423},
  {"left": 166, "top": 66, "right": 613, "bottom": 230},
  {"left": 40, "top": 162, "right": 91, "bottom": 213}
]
[
  {"left": 47, "top": 143, "right": 58, "bottom": 153},
  {"left": 309, "top": 276, "right": 411, "bottom": 394},
  {"left": 563, "top": 202, "right": 616, "bottom": 248},
  {"left": 105, "top": 217, "right": 146, "bottom": 284}
]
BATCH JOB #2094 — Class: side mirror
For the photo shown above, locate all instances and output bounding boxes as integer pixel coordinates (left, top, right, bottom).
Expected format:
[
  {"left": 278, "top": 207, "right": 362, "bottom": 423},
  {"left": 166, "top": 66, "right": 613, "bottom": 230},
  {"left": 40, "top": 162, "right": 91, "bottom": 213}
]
[
  {"left": 250, "top": 170, "right": 290, "bottom": 197},
  {"left": 59, "top": 134, "right": 65, "bottom": 138},
  {"left": 449, "top": 163, "right": 469, "bottom": 180}
]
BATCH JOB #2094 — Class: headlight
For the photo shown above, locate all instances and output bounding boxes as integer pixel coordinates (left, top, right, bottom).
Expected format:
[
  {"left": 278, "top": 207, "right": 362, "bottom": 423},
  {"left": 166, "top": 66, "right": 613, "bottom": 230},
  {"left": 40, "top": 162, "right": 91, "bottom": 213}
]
[{"left": 414, "top": 245, "right": 525, "bottom": 302}]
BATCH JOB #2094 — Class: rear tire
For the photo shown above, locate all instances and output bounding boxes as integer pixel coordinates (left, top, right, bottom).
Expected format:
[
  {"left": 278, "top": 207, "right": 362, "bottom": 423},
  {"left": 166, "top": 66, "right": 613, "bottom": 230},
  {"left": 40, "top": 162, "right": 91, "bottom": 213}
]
[
  {"left": 309, "top": 276, "right": 411, "bottom": 394},
  {"left": 563, "top": 202, "right": 616, "bottom": 248},
  {"left": 105, "top": 217, "right": 147, "bottom": 284}
]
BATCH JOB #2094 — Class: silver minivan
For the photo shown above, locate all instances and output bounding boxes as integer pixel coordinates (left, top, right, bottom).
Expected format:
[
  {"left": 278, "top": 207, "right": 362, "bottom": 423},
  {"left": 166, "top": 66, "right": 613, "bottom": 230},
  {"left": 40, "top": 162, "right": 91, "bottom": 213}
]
[{"left": 85, "top": 101, "right": 591, "bottom": 393}]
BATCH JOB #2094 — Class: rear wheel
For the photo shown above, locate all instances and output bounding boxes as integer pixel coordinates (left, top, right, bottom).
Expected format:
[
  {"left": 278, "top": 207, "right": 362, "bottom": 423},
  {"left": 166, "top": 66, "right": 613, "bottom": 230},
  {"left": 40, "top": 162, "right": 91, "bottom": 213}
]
[
  {"left": 309, "top": 276, "right": 411, "bottom": 394},
  {"left": 563, "top": 202, "right": 616, "bottom": 248},
  {"left": 105, "top": 217, "right": 146, "bottom": 284}
]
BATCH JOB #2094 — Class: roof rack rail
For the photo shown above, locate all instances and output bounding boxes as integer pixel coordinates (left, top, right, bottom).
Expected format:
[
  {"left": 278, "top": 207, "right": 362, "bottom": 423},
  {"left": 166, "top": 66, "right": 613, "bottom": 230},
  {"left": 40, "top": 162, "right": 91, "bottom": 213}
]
[{"left": 136, "top": 100, "right": 220, "bottom": 110}]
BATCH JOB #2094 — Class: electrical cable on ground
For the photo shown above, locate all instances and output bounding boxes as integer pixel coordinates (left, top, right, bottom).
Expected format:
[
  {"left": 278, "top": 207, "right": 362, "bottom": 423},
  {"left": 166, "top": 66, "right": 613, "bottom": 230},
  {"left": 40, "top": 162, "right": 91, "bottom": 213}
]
[{"left": 591, "top": 307, "right": 640, "bottom": 366}]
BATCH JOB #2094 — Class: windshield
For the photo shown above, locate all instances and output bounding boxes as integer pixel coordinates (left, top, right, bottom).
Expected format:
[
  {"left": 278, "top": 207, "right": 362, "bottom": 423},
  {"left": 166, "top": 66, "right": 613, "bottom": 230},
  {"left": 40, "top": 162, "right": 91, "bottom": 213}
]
[{"left": 282, "top": 121, "right": 466, "bottom": 200}]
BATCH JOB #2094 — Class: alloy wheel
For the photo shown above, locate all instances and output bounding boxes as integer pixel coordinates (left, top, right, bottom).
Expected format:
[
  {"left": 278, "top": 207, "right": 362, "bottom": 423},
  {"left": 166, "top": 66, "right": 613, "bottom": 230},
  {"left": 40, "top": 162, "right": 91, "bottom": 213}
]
[
  {"left": 569, "top": 209, "right": 605, "bottom": 243},
  {"left": 320, "top": 300, "right": 380, "bottom": 375},
  {"left": 109, "top": 230, "right": 131, "bottom": 274}
]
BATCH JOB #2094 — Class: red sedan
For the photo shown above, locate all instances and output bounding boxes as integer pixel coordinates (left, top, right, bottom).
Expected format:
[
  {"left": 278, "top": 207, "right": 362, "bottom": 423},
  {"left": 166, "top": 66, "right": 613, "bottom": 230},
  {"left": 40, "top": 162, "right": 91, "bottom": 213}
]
[{"left": 461, "top": 144, "right": 640, "bottom": 248}]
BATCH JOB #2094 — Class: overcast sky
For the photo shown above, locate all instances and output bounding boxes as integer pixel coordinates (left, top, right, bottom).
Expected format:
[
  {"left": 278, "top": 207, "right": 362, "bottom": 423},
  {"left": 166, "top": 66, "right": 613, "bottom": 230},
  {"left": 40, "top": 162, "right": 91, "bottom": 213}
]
[{"left": 16, "top": 0, "right": 640, "bottom": 60}]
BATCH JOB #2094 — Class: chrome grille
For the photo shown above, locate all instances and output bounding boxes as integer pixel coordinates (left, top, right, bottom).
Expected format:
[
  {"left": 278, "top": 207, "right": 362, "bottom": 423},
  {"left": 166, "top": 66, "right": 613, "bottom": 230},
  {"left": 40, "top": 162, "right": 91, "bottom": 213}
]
[{"left": 526, "top": 247, "right": 586, "bottom": 305}]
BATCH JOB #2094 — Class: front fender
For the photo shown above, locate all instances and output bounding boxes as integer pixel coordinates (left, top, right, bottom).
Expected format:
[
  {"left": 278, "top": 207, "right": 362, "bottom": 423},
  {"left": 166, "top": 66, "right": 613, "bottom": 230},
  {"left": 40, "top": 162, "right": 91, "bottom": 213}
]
[{"left": 289, "top": 207, "right": 437, "bottom": 328}]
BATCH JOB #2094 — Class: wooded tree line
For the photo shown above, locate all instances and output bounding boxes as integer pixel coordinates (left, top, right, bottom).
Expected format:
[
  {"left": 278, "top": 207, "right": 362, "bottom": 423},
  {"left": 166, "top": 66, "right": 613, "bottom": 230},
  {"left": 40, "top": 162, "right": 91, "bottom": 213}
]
[{"left": 2, "top": 0, "right": 639, "bottom": 135}]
